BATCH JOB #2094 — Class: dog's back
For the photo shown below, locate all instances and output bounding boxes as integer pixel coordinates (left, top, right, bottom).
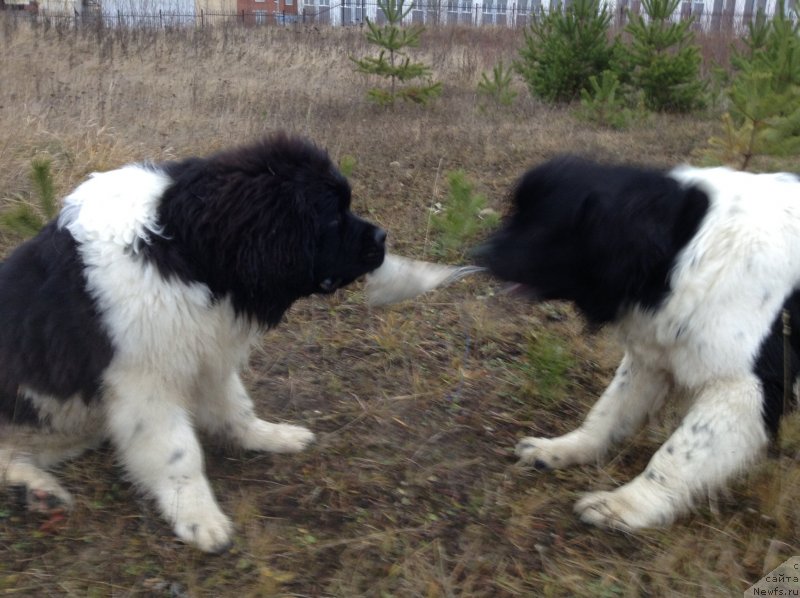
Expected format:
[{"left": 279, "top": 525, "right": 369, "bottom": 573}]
[{"left": 0, "top": 222, "right": 113, "bottom": 426}]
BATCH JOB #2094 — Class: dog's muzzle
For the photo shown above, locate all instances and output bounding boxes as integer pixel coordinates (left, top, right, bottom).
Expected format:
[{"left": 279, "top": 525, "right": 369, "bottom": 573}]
[{"left": 364, "top": 228, "right": 387, "bottom": 268}]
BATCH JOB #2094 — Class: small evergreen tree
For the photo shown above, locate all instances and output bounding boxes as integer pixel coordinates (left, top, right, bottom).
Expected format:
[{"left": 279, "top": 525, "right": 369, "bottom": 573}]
[
  {"left": 477, "top": 60, "right": 518, "bottom": 110},
  {"left": 352, "top": 0, "right": 442, "bottom": 108},
  {"left": 1, "top": 158, "right": 58, "bottom": 239},
  {"left": 624, "top": 0, "right": 705, "bottom": 112},
  {"left": 578, "top": 70, "right": 636, "bottom": 129},
  {"left": 705, "top": 2, "right": 800, "bottom": 169},
  {"left": 430, "top": 171, "right": 499, "bottom": 259},
  {"left": 515, "top": 0, "right": 617, "bottom": 103}
]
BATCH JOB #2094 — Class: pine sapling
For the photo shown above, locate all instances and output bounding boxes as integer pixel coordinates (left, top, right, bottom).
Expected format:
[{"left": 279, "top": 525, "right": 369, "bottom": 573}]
[
  {"left": 1, "top": 158, "right": 58, "bottom": 239},
  {"left": 352, "top": 0, "right": 442, "bottom": 108},
  {"left": 578, "top": 70, "right": 636, "bottom": 129},
  {"left": 624, "top": 0, "right": 705, "bottom": 112},
  {"left": 430, "top": 170, "right": 499, "bottom": 259},
  {"left": 477, "top": 60, "right": 518, "bottom": 110},
  {"left": 515, "top": 0, "right": 617, "bottom": 103},
  {"left": 704, "top": 1, "right": 800, "bottom": 169}
]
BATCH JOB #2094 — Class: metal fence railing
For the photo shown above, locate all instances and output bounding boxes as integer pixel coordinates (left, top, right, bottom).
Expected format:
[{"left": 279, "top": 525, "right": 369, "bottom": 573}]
[
  {"left": 302, "top": 1, "right": 797, "bottom": 31},
  {"left": 3, "top": 2, "right": 797, "bottom": 32}
]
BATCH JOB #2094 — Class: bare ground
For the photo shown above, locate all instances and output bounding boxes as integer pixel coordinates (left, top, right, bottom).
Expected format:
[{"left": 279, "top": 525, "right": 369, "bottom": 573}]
[{"left": 0, "top": 17, "right": 798, "bottom": 597}]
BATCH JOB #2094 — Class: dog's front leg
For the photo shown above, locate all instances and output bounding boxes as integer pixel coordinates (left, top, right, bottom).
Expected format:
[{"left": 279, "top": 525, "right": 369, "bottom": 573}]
[
  {"left": 575, "top": 375, "right": 768, "bottom": 531},
  {"left": 104, "top": 371, "right": 233, "bottom": 553},
  {"left": 516, "top": 352, "right": 670, "bottom": 469},
  {"left": 195, "top": 370, "right": 315, "bottom": 454}
]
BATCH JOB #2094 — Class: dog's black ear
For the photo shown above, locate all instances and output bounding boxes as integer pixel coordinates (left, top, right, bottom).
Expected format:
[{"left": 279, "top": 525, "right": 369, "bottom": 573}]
[
  {"left": 573, "top": 190, "right": 652, "bottom": 322},
  {"left": 227, "top": 188, "right": 318, "bottom": 323},
  {"left": 575, "top": 179, "right": 709, "bottom": 322},
  {"left": 670, "top": 186, "right": 710, "bottom": 249}
]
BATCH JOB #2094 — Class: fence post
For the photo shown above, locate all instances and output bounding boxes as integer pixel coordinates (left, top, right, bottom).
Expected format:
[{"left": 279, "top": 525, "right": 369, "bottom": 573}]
[{"left": 201, "top": 8, "right": 204, "bottom": 27}]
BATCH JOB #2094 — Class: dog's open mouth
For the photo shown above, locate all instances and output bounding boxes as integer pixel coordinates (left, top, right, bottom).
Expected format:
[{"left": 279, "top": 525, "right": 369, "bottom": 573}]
[
  {"left": 502, "top": 283, "right": 540, "bottom": 301},
  {"left": 364, "top": 250, "right": 385, "bottom": 266},
  {"left": 319, "top": 277, "right": 343, "bottom": 293}
]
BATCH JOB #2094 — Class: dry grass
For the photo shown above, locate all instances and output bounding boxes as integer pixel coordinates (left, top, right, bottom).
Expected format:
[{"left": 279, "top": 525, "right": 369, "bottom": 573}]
[{"left": 1, "top": 16, "right": 798, "bottom": 597}]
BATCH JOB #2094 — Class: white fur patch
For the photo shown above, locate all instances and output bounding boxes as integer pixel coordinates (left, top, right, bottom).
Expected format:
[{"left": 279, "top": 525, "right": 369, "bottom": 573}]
[
  {"left": 58, "top": 164, "right": 170, "bottom": 252},
  {"left": 365, "top": 253, "right": 483, "bottom": 306},
  {"left": 19, "top": 388, "right": 104, "bottom": 439}
]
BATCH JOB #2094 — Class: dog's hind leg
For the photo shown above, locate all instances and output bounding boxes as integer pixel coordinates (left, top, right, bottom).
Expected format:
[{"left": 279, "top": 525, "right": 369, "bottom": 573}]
[
  {"left": 1, "top": 399, "right": 103, "bottom": 514},
  {"left": 1, "top": 448, "right": 74, "bottom": 513},
  {"left": 103, "top": 370, "right": 233, "bottom": 553},
  {"left": 0, "top": 432, "right": 101, "bottom": 514},
  {"left": 574, "top": 375, "right": 768, "bottom": 531},
  {"left": 516, "top": 352, "right": 671, "bottom": 469},
  {"left": 194, "top": 369, "right": 315, "bottom": 454}
]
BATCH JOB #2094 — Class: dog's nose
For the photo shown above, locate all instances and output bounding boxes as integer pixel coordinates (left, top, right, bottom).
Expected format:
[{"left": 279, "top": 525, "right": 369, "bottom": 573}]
[{"left": 374, "top": 228, "right": 387, "bottom": 247}]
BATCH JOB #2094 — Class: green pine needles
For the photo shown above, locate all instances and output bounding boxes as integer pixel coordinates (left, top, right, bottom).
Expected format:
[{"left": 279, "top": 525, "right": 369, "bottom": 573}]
[
  {"left": 625, "top": 0, "right": 705, "bottom": 112},
  {"left": 578, "top": 70, "right": 636, "bottom": 129},
  {"left": 352, "top": 0, "right": 442, "bottom": 108},
  {"left": 430, "top": 170, "right": 499, "bottom": 259},
  {"left": 513, "top": 0, "right": 706, "bottom": 119},
  {"left": 523, "top": 330, "right": 575, "bottom": 406},
  {"left": 477, "top": 60, "right": 518, "bottom": 109},
  {"left": 1, "top": 158, "right": 58, "bottom": 238},
  {"left": 705, "top": 1, "right": 800, "bottom": 169},
  {"left": 338, "top": 154, "right": 358, "bottom": 178},
  {"left": 515, "top": 0, "right": 617, "bottom": 103}
]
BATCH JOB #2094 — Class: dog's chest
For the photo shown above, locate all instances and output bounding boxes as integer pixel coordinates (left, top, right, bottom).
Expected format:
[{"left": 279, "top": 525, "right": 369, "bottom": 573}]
[
  {"left": 616, "top": 312, "right": 673, "bottom": 369},
  {"left": 615, "top": 307, "right": 725, "bottom": 389}
]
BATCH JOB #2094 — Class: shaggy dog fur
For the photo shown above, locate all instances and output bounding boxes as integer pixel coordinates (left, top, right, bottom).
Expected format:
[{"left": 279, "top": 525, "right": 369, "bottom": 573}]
[
  {"left": 478, "top": 156, "right": 800, "bottom": 531},
  {"left": 0, "top": 134, "right": 386, "bottom": 552}
]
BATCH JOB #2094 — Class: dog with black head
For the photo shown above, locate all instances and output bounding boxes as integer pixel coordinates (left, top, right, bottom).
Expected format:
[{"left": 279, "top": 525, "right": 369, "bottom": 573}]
[
  {"left": 478, "top": 156, "right": 800, "bottom": 531},
  {"left": 0, "top": 133, "right": 386, "bottom": 552}
]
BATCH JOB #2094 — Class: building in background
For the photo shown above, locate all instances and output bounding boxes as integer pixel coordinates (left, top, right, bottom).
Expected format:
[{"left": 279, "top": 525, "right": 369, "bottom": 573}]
[{"left": 238, "top": 0, "right": 299, "bottom": 23}]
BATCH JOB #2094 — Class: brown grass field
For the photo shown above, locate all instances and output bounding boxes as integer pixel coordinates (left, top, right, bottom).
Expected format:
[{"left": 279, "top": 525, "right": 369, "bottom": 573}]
[{"left": 0, "top": 15, "right": 798, "bottom": 597}]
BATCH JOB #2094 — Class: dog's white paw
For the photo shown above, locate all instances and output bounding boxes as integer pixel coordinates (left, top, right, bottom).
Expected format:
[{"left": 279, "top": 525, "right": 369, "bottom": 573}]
[
  {"left": 515, "top": 436, "right": 564, "bottom": 469},
  {"left": 173, "top": 507, "right": 234, "bottom": 554},
  {"left": 515, "top": 433, "right": 598, "bottom": 469},
  {"left": 242, "top": 420, "right": 315, "bottom": 454},
  {"left": 574, "top": 482, "right": 675, "bottom": 531}
]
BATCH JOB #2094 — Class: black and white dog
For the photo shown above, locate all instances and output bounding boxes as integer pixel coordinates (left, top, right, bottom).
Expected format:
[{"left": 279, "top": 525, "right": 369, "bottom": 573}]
[
  {"left": 0, "top": 134, "right": 386, "bottom": 552},
  {"left": 479, "top": 156, "right": 800, "bottom": 531}
]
